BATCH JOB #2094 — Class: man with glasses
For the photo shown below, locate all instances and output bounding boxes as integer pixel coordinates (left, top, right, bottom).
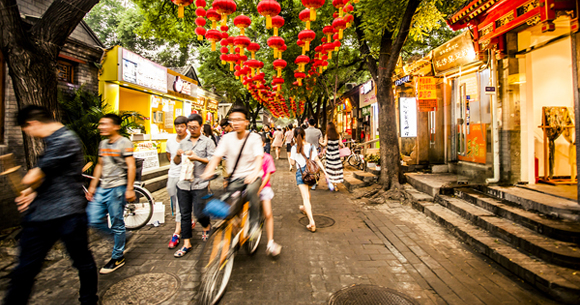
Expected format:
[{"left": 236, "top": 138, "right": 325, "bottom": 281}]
[
  {"left": 172, "top": 114, "right": 215, "bottom": 258},
  {"left": 203, "top": 106, "right": 263, "bottom": 240}
]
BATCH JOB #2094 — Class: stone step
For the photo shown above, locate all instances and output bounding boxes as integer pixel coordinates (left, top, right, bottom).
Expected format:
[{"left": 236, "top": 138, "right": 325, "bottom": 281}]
[
  {"left": 405, "top": 173, "right": 467, "bottom": 197},
  {"left": 143, "top": 174, "right": 168, "bottom": 194},
  {"left": 343, "top": 173, "right": 370, "bottom": 192},
  {"left": 141, "top": 165, "right": 170, "bottom": 182},
  {"left": 364, "top": 166, "right": 380, "bottom": 176},
  {"left": 352, "top": 171, "right": 378, "bottom": 183},
  {"left": 435, "top": 194, "right": 580, "bottom": 269},
  {"left": 478, "top": 185, "right": 580, "bottom": 222},
  {"left": 455, "top": 188, "right": 580, "bottom": 244},
  {"left": 404, "top": 184, "right": 434, "bottom": 203},
  {"left": 422, "top": 203, "right": 580, "bottom": 304}
]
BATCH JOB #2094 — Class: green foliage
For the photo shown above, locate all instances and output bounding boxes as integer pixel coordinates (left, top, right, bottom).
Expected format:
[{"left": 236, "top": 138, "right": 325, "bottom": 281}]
[{"left": 58, "top": 87, "right": 147, "bottom": 173}]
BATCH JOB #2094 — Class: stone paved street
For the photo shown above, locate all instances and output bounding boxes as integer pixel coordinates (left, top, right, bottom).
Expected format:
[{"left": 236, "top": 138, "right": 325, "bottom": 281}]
[{"left": 0, "top": 155, "right": 560, "bottom": 304}]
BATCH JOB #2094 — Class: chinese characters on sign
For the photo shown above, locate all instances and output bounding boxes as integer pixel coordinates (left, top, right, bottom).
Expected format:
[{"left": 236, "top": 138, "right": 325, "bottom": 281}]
[
  {"left": 458, "top": 123, "right": 487, "bottom": 164},
  {"left": 399, "top": 97, "right": 417, "bottom": 138},
  {"left": 206, "top": 99, "right": 219, "bottom": 111},
  {"left": 122, "top": 49, "right": 168, "bottom": 93},
  {"left": 415, "top": 77, "right": 437, "bottom": 112},
  {"left": 432, "top": 32, "right": 477, "bottom": 74}
]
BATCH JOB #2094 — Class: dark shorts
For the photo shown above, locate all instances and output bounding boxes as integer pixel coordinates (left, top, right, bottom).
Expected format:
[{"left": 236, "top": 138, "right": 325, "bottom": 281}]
[{"left": 286, "top": 143, "right": 292, "bottom": 152}]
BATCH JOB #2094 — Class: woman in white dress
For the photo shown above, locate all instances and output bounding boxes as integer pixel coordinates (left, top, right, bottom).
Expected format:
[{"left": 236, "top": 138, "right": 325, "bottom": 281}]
[{"left": 272, "top": 127, "right": 284, "bottom": 160}]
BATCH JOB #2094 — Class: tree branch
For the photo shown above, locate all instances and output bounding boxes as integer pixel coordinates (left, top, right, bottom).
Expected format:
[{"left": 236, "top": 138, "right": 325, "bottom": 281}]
[
  {"left": 0, "top": 0, "right": 28, "bottom": 51},
  {"left": 385, "top": 0, "right": 422, "bottom": 75},
  {"left": 353, "top": 14, "right": 378, "bottom": 80},
  {"left": 32, "top": 0, "right": 101, "bottom": 47}
]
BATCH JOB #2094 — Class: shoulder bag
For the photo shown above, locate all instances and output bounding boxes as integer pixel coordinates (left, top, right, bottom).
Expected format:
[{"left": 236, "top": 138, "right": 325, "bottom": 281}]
[{"left": 298, "top": 145, "right": 320, "bottom": 186}]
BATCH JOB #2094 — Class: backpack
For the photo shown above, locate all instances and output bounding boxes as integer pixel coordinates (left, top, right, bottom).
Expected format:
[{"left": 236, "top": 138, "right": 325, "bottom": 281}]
[{"left": 298, "top": 145, "right": 320, "bottom": 186}]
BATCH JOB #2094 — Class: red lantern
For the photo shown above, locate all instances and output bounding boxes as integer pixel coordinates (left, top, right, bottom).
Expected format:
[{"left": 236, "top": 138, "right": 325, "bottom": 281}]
[
  {"left": 295, "top": 55, "right": 309, "bottom": 72},
  {"left": 267, "top": 36, "right": 285, "bottom": 58},
  {"left": 301, "top": 0, "right": 325, "bottom": 21},
  {"left": 333, "top": 18, "right": 347, "bottom": 39},
  {"left": 247, "top": 43, "right": 260, "bottom": 59},
  {"left": 272, "top": 78, "right": 284, "bottom": 92},
  {"left": 332, "top": 0, "right": 345, "bottom": 17},
  {"left": 323, "top": 43, "right": 335, "bottom": 59},
  {"left": 206, "top": 9, "right": 221, "bottom": 30},
  {"left": 273, "top": 59, "right": 287, "bottom": 77},
  {"left": 298, "top": 29, "right": 316, "bottom": 52},
  {"left": 212, "top": 0, "right": 237, "bottom": 27},
  {"left": 195, "top": 7, "right": 206, "bottom": 17},
  {"left": 195, "top": 0, "right": 206, "bottom": 7},
  {"left": 234, "top": 15, "right": 252, "bottom": 36},
  {"left": 272, "top": 15, "right": 285, "bottom": 37},
  {"left": 299, "top": 9, "right": 312, "bottom": 30},
  {"left": 171, "top": 0, "right": 194, "bottom": 18},
  {"left": 323, "top": 26, "right": 334, "bottom": 42},
  {"left": 220, "top": 47, "right": 229, "bottom": 64},
  {"left": 345, "top": 14, "right": 354, "bottom": 27},
  {"left": 295, "top": 72, "right": 306, "bottom": 86},
  {"left": 226, "top": 54, "right": 239, "bottom": 71},
  {"left": 195, "top": 27, "right": 207, "bottom": 41},
  {"left": 205, "top": 29, "right": 222, "bottom": 51},
  {"left": 234, "top": 35, "right": 251, "bottom": 57},
  {"left": 334, "top": 40, "right": 341, "bottom": 52},
  {"left": 257, "top": 0, "right": 281, "bottom": 29},
  {"left": 221, "top": 31, "right": 229, "bottom": 40},
  {"left": 245, "top": 59, "right": 262, "bottom": 76}
]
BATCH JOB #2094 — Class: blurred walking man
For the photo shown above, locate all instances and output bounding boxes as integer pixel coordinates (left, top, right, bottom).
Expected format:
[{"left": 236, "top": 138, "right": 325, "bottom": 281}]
[
  {"left": 5, "top": 105, "right": 98, "bottom": 305},
  {"left": 86, "top": 114, "right": 136, "bottom": 274}
]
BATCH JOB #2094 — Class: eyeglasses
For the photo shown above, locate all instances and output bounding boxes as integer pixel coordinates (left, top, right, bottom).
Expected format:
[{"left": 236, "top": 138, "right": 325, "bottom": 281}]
[
  {"left": 228, "top": 118, "right": 246, "bottom": 123},
  {"left": 188, "top": 126, "right": 200, "bottom": 130}
]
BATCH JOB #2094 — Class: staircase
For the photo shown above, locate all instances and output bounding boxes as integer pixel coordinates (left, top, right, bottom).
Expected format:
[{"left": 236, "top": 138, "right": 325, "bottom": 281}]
[
  {"left": 141, "top": 165, "right": 169, "bottom": 193},
  {"left": 405, "top": 173, "right": 580, "bottom": 304},
  {"left": 343, "top": 169, "right": 378, "bottom": 192}
]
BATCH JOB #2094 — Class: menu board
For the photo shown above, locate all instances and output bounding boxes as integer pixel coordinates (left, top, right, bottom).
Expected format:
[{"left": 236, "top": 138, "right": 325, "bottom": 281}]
[
  {"left": 164, "top": 105, "right": 174, "bottom": 129},
  {"left": 122, "top": 49, "right": 168, "bottom": 92}
]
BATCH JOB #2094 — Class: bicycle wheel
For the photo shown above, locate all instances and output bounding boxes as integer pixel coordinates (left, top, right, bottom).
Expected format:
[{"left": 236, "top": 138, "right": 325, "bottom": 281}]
[
  {"left": 197, "top": 226, "right": 235, "bottom": 305},
  {"left": 124, "top": 186, "right": 153, "bottom": 230},
  {"left": 244, "top": 219, "right": 263, "bottom": 255},
  {"left": 348, "top": 154, "right": 361, "bottom": 168}
]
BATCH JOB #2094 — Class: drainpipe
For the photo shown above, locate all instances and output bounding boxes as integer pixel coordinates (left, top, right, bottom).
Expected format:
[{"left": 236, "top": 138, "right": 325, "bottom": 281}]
[{"left": 486, "top": 51, "right": 500, "bottom": 184}]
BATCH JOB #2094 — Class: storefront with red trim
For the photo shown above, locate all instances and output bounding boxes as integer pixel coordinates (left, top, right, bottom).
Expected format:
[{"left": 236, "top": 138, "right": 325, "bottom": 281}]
[{"left": 448, "top": 0, "right": 579, "bottom": 185}]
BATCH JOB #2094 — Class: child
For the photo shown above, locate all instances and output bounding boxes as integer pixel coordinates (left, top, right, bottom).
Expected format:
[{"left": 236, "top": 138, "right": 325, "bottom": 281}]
[{"left": 260, "top": 134, "right": 281, "bottom": 256}]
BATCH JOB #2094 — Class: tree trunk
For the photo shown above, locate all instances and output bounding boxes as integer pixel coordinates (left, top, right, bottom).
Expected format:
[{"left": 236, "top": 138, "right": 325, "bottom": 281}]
[
  {"left": 377, "top": 77, "right": 401, "bottom": 188},
  {"left": 0, "top": 0, "right": 101, "bottom": 169}
]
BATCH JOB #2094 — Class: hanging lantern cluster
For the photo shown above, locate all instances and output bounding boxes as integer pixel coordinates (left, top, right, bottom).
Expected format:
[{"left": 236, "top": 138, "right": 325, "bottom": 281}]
[
  {"left": 257, "top": 0, "right": 281, "bottom": 29},
  {"left": 194, "top": 0, "right": 207, "bottom": 40}
]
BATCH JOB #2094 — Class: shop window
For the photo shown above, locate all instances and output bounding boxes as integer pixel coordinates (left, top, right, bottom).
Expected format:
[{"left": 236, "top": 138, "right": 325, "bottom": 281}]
[
  {"left": 57, "top": 60, "right": 75, "bottom": 84},
  {"left": 0, "top": 51, "right": 4, "bottom": 144}
]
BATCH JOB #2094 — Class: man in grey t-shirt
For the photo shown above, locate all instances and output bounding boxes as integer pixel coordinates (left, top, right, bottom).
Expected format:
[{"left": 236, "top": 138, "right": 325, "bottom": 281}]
[{"left": 86, "top": 114, "right": 136, "bottom": 274}]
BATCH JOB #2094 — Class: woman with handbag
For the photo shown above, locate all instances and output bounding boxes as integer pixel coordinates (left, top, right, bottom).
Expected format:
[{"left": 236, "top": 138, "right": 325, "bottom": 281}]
[
  {"left": 320, "top": 122, "right": 344, "bottom": 191},
  {"left": 289, "top": 127, "right": 320, "bottom": 232}
]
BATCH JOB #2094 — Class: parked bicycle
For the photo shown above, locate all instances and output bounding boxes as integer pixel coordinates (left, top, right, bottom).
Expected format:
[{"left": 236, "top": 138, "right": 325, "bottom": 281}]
[
  {"left": 81, "top": 161, "right": 154, "bottom": 230},
  {"left": 196, "top": 175, "right": 263, "bottom": 305},
  {"left": 342, "top": 139, "right": 366, "bottom": 170}
]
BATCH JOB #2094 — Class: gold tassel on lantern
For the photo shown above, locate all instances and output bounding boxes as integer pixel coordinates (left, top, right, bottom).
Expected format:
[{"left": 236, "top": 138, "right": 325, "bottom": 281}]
[
  {"left": 274, "top": 27, "right": 279, "bottom": 36},
  {"left": 339, "top": 30, "right": 344, "bottom": 40},
  {"left": 310, "top": 8, "right": 316, "bottom": 21},
  {"left": 266, "top": 16, "right": 272, "bottom": 29},
  {"left": 197, "top": 35, "right": 203, "bottom": 41},
  {"left": 222, "top": 15, "right": 227, "bottom": 27},
  {"left": 211, "top": 41, "right": 217, "bottom": 51},
  {"left": 178, "top": 6, "right": 185, "bottom": 18},
  {"left": 229, "top": 62, "right": 233, "bottom": 71}
]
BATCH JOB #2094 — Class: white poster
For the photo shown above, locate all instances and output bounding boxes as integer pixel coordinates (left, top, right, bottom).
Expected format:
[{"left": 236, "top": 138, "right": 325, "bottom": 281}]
[
  {"left": 164, "top": 105, "right": 174, "bottom": 129},
  {"left": 184, "top": 101, "right": 192, "bottom": 116},
  {"left": 134, "top": 149, "right": 160, "bottom": 172},
  {"left": 399, "top": 97, "right": 417, "bottom": 138}
]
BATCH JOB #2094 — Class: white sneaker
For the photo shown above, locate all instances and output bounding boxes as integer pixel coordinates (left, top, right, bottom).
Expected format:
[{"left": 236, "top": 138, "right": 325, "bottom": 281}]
[{"left": 266, "top": 242, "right": 282, "bottom": 257}]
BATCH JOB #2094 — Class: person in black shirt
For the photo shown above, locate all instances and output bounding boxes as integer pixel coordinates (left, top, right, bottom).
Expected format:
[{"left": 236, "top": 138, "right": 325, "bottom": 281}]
[
  {"left": 261, "top": 125, "right": 273, "bottom": 154},
  {"left": 4, "top": 106, "right": 98, "bottom": 305}
]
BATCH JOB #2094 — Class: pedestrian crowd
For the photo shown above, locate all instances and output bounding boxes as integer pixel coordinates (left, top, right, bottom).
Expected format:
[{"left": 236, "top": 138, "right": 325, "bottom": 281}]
[{"left": 5, "top": 104, "right": 345, "bottom": 305}]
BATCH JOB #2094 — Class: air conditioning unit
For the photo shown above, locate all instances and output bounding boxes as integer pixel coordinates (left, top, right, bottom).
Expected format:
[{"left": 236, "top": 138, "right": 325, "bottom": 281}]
[{"left": 345, "top": 83, "right": 357, "bottom": 91}]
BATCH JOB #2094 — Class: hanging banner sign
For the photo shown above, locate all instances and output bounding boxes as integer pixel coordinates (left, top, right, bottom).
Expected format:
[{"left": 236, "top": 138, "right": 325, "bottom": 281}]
[
  {"left": 192, "top": 97, "right": 205, "bottom": 109},
  {"left": 403, "top": 51, "right": 433, "bottom": 76},
  {"left": 416, "top": 77, "right": 437, "bottom": 100},
  {"left": 399, "top": 97, "right": 417, "bottom": 138},
  {"left": 432, "top": 32, "right": 477, "bottom": 74},
  {"left": 418, "top": 99, "right": 437, "bottom": 112},
  {"left": 207, "top": 99, "right": 219, "bottom": 111},
  {"left": 359, "top": 80, "right": 377, "bottom": 108}
]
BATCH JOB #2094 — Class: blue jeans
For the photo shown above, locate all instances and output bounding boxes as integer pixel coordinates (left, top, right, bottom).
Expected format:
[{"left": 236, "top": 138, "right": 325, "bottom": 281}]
[
  {"left": 3, "top": 214, "right": 98, "bottom": 305},
  {"left": 264, "top": 143, "right": 271, "bottom": 154},
  {"left": 87, "top": 186, "right": 126, "bottom": 259}
]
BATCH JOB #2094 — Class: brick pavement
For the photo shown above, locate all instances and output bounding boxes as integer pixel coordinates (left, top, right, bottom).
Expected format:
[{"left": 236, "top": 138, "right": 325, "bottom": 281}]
[{"left": 0, "top": 154, "right": 560, "bottom": 304}]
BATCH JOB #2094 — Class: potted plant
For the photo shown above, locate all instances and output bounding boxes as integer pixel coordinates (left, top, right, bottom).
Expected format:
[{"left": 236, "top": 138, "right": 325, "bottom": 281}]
[
  {"left": 366, "top": 154, "right": 379, "bottom": 169},
  {"left": 375, "top": 155, "right": 381, "bottom": 171}
]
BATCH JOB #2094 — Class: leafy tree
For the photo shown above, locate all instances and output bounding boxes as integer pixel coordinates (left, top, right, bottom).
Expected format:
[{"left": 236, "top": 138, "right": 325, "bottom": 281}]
[
  {"left": 352, "top": 0, "right": 464, "bottom": 194},
  {"left": 0, "top": 0, "right": 101, "bottom": 168}
]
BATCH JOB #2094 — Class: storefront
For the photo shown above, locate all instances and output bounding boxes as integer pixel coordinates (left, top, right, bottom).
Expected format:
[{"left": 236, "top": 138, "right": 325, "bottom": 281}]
[
  {"left": 99, "top": 46, "right": 211, "bottom": 171},
  {"left": 335, "top": 97, "right": 354, "bottom": 138},
  {"left": 359, "top": 80, "right": 378, "bottom": 146},
  {"left": 448, "top": 0, "right": 578, "bottom": 186}
]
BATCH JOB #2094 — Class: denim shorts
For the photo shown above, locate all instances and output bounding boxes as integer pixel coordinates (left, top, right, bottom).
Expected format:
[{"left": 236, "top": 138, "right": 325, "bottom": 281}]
[{"left": 295, "top": 166, "right": 307, "bottom": 185}]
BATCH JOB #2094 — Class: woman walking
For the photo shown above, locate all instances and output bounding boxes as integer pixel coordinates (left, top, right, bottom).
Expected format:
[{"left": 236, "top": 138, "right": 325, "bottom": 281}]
[
  {"left": 272, "top": 127, "right": 284, "bottom": 160},
  {"left": 203, "top": 124, "right": 218, "bottom": 146},
  {"left": 320, "top": 122, "right": 344, "bottom": 191},
  {"left": 289, "top": 127, "right": 320, "bottom": 232},
  {"left": 284, "top": 125, "right": 294, "bottom": 171}
]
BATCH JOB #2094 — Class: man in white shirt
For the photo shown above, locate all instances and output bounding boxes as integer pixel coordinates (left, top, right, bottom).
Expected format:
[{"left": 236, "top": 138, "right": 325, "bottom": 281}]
[
  {"left": 165, "top": 116, "right": 190, "bottom": 249},
  {"left": 203, "top": 106, "right": 263, "bottom": 237}
]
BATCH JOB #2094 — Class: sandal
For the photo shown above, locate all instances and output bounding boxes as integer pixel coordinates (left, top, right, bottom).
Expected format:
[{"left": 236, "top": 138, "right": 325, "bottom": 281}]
[
  {"left": 174, "top": 246, "right": 192, "bottom": 258},
  {"left": 306, "top": 224, "right": 316, "bottom": 233}
]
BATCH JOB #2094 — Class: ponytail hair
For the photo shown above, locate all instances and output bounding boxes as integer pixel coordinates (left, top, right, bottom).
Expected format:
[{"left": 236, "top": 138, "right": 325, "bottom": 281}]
[{"left": 294, "top": 127, "right": 306, "bottom": 158}]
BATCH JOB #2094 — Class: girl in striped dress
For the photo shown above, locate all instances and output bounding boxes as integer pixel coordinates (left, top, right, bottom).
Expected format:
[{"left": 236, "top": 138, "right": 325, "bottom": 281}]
[{"left": 321, "top": 122, "right": 343, "bottom": 191}]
